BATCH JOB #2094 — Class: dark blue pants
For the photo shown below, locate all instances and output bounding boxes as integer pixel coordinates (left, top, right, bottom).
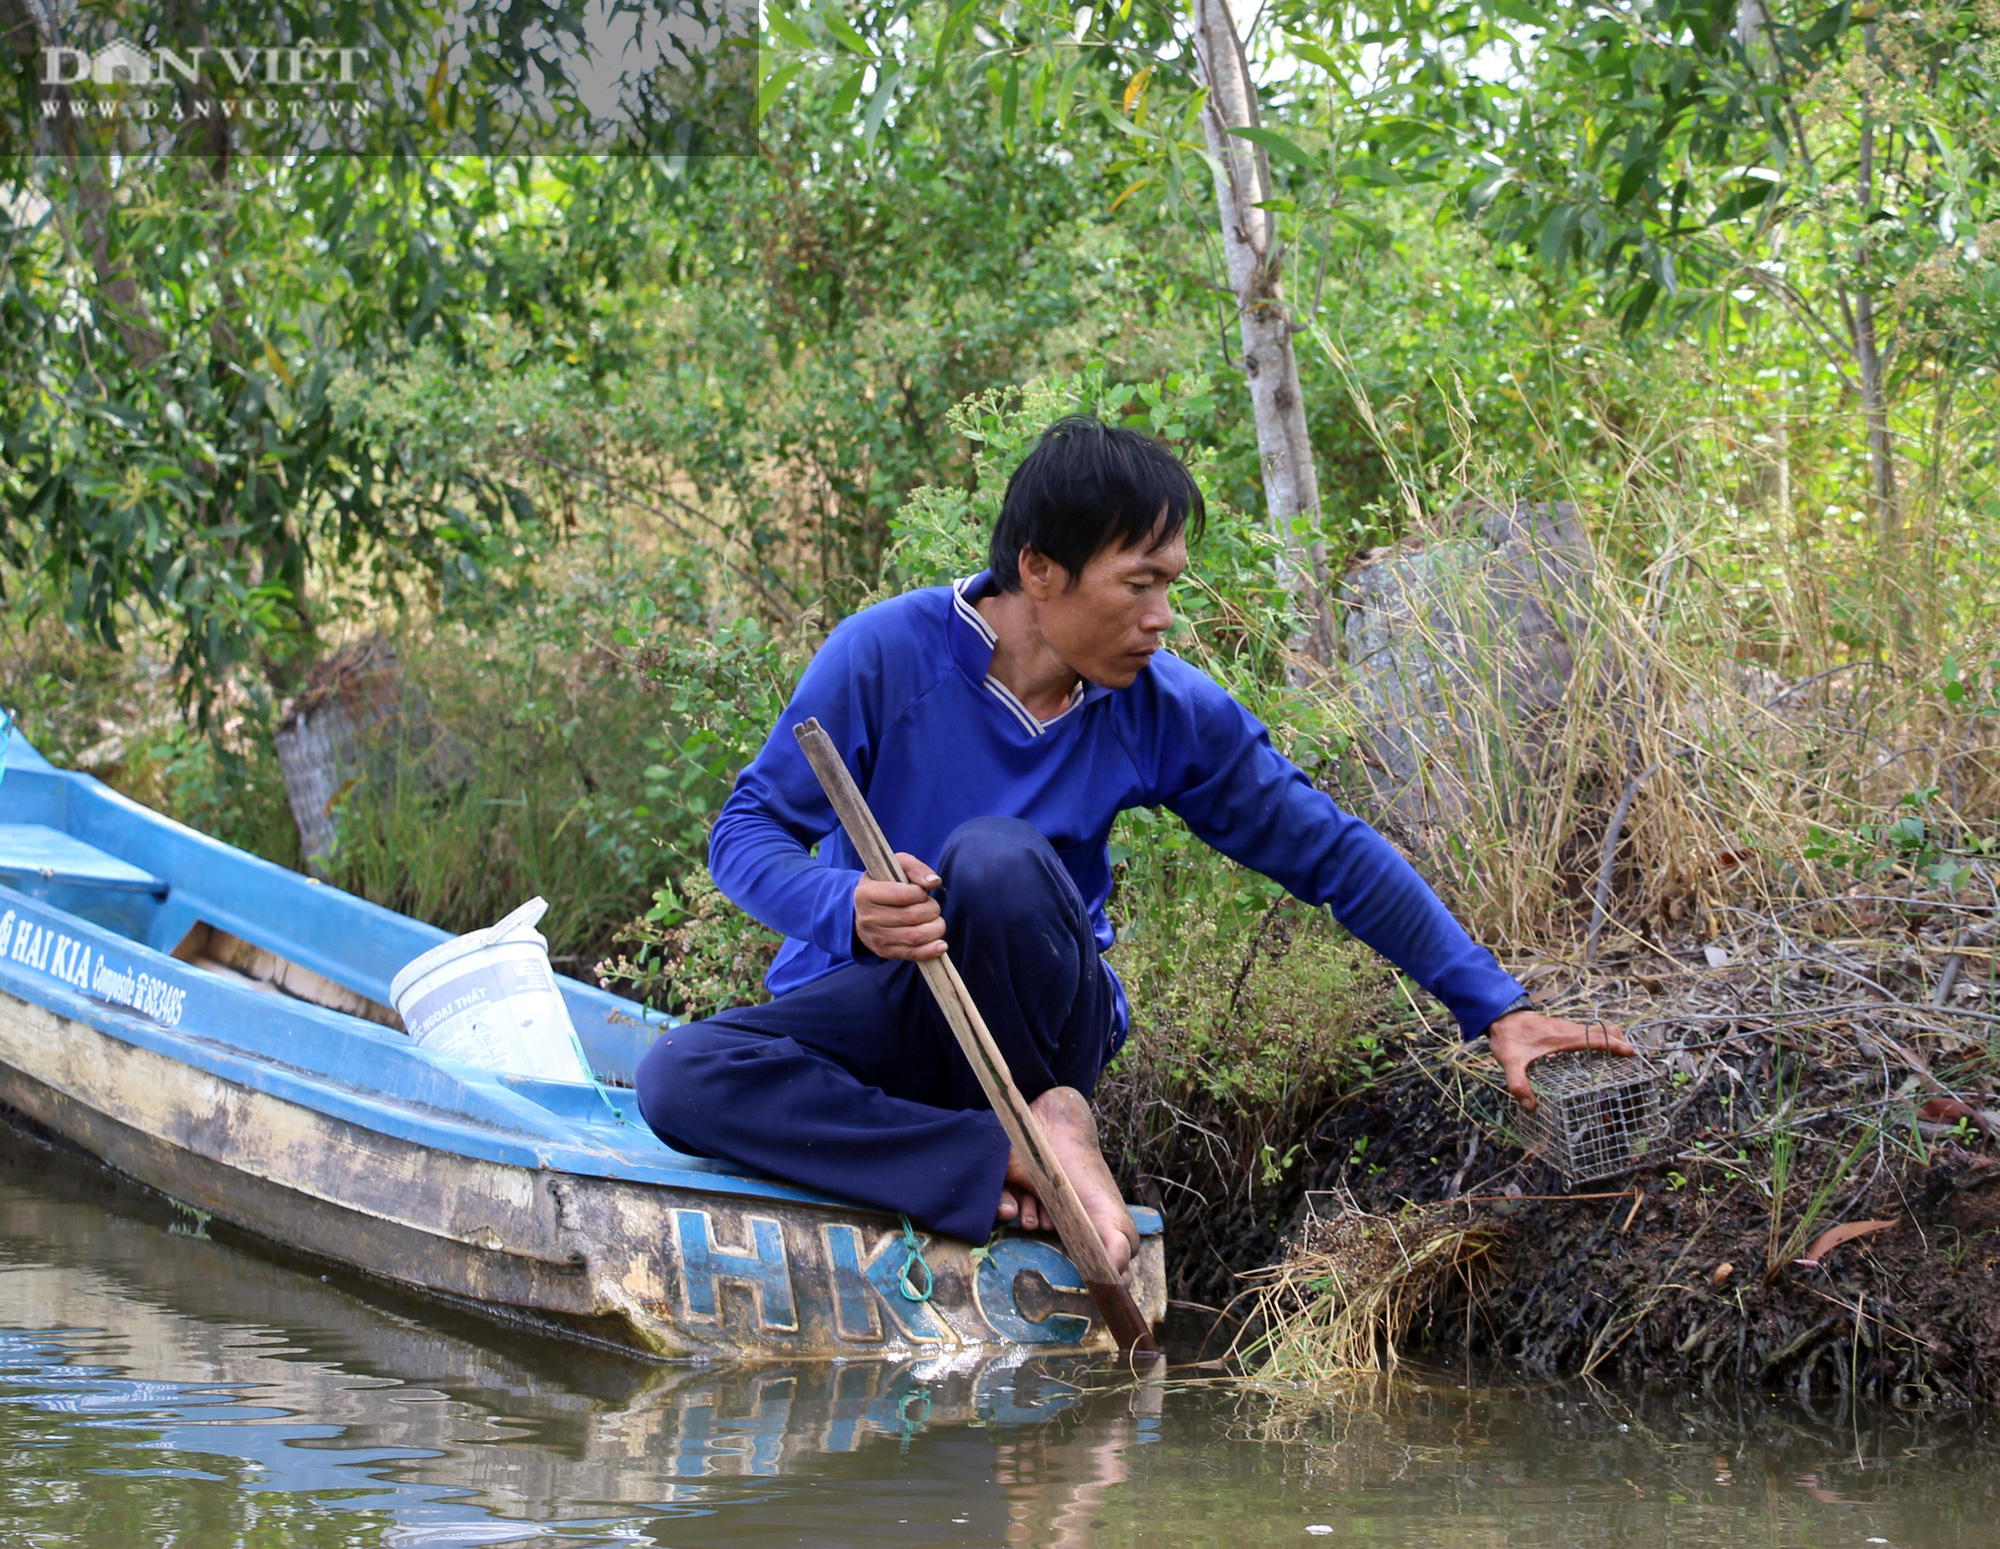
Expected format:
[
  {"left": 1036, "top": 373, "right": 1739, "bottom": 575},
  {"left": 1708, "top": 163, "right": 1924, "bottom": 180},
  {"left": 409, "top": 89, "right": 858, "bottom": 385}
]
[{"left": 634, "top": 817, "right": 1117, "bottom": 1244}]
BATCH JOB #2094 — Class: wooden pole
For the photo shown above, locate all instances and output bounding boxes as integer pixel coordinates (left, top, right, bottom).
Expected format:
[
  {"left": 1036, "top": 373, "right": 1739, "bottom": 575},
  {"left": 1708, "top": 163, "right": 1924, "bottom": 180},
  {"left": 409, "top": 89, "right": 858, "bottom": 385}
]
[{"left": 792, "top": 719, "right": 1160, "bottom": 1360}]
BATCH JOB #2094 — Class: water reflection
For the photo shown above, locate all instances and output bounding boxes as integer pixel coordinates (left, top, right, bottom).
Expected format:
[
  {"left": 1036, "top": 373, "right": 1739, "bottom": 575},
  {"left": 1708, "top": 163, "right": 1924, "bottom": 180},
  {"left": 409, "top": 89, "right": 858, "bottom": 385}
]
[
  {"left": 0, "top": 1317, "right": 1138, "bottom": 1545},
  {"left": 0, "top": 1124, "right": 1156, "bottom": 1547},
  {"left": 0, "top": 1121, "right": 1994, "bottom": 1548}
]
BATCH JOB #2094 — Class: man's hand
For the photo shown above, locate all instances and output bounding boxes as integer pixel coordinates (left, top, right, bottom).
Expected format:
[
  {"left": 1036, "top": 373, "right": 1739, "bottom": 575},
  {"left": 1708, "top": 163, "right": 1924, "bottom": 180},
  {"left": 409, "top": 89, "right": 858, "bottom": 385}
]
[
  {"left": 853, "top": 853, "right": 947, "bottom": 961},
  {"left": 1488, "top": 1008, "right": 1635, "bottom": 1112}
]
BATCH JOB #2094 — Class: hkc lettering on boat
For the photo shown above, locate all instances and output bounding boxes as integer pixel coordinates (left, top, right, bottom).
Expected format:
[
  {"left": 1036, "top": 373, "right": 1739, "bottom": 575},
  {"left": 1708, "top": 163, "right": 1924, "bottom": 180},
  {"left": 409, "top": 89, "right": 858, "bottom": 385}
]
[{"left": 0, "top": 908, "right": 186, "bottom": 1029}]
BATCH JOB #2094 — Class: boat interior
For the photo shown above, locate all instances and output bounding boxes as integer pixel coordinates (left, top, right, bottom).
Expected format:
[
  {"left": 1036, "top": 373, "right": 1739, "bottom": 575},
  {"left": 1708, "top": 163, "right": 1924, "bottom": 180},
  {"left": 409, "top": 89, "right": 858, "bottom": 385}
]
[{"left": 0, "top": 728, "right": 678, "bottom": 1127}]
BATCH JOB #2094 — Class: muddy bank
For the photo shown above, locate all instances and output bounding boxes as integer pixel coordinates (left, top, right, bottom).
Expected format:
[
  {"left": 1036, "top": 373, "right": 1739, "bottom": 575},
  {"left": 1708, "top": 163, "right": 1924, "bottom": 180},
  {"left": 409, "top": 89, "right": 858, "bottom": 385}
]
[
  {"left": 1303, "top": 1072, "right": 2000, "bottom": 1402},
  {"left": 1117, "top": 905, "right": 2000, "bottom": 1399}
]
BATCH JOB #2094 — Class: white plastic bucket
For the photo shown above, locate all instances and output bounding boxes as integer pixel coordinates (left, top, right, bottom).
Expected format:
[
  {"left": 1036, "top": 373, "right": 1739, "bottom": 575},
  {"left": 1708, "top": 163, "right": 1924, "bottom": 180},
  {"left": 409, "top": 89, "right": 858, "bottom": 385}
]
[{"left": 389, "top": 898, "right": 593, "bottom": 1084}]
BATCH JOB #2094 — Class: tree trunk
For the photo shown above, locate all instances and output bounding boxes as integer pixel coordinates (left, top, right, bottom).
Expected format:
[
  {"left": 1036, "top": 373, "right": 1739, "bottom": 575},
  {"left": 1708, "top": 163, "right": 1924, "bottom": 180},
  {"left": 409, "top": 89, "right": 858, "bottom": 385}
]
[
  {"left": 1855, "top": 289, "right": 1897, "bottom": 548},
  {"left": 1854, "top": 119, "right": 1897, "bottom": 548},
  {"left": 1852, "top": 38, "right": 1909, "bottom": 643},
  {"left": 1189, "top": 0, "right": 1335, "bottom": 665}
]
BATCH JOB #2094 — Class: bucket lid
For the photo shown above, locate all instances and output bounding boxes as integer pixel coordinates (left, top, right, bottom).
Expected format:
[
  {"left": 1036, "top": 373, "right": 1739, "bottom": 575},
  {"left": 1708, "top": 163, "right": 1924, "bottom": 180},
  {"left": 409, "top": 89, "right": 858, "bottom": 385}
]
[{"left": 390, "top": 897, "right": 552, "bottom": 1008}]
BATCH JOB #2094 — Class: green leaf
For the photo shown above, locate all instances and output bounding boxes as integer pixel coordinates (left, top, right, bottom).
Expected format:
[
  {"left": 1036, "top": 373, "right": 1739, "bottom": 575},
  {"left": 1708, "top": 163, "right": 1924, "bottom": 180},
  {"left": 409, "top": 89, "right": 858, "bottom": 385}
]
[
  {"left": 933, "top": 0, "right": 979, "bottom": 75},
  {"left": 1621, "top": 277, "right": 1662, "bottom": 331},
  {"left": 1464, "top": 169, "right": 1511, "bottom": 212},
  {"left": 1537, "top": 203, "right": 1574, "bottom": 270},
  {"left": 1614, "top": 152, "right": 1655, "bottom": 207},
  {"left": 1290, "top": 40, "right": 1344, "bottom": 76},
  {"left": 757, "top": 60, "right": 807, "bottom": 118},
  {"left": 862, "top": 67, "right": 904, "bottom": 142},
  {"left": 821, "top": 5, "right": 876, "bottom": 57},
  {"left": 1708, "top": 177, "right": 1778, "bottom": 225},
  {"left": 1344, "top": 158, "right": 1407, "bottom": 188},
  {"left": 831, "top": 63, "right": 869, "bottom": 117},
  {"left": 1802, "top": 6, "right": 1851, "bottom": 48},
  {"left": 765, "top": 10, "right": 817, "bottom": 49},
  {"left": 1227, "top": 123, "right": 1318, "bottom": 171}
]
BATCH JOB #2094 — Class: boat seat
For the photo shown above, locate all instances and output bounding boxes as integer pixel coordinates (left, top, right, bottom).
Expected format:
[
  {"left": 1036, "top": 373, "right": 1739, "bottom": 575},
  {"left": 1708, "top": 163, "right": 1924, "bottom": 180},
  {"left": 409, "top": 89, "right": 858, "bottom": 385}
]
[
  {"left": 0, "top": 824, "right": 167, "bottom": 894},
  {"left": 0, "top": 822, "right": 167, "bottom": 938}
]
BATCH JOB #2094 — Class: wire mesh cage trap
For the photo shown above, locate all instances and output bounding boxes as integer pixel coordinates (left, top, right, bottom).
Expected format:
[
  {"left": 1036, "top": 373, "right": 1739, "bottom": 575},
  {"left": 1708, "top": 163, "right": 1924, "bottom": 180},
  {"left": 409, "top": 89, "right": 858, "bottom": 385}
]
[{"left": 1520, "top": 1051, "right": 1667, "bottom": 1184}]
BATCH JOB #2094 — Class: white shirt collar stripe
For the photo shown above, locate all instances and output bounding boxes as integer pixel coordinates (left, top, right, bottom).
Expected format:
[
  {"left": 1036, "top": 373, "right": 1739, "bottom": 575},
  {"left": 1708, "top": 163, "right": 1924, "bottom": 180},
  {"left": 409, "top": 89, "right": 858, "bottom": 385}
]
[
  {"left": 954, "top": 576, "right": 1086, "bottom": 738},
  {"left": 982, "top": 674, "right": 1045, "bottom": 735},
  {"left": 951, "top": 576, "right": 997, "bottom": 645}
]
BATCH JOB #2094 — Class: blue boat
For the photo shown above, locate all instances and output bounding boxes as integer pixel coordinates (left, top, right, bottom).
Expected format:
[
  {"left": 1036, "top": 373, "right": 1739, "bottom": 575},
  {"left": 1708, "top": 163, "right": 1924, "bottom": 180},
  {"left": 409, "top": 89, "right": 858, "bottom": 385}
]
[{"left": 0, "top": 729, "right": 1164, "bottom": 1358}]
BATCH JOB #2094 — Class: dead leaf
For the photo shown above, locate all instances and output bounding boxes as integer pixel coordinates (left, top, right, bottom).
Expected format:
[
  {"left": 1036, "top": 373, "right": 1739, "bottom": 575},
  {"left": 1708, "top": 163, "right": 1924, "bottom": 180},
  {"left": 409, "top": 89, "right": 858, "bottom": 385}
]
[
  {"left": 1710, "top": 1261, "right": 1735, "bottom": 1285},
  {"left": 1794, "top": 1218, "right": 1900, "bottom": 1268},
  {"left": 1919, "top": 1097, "right": 1975, "bottom": 1123}
]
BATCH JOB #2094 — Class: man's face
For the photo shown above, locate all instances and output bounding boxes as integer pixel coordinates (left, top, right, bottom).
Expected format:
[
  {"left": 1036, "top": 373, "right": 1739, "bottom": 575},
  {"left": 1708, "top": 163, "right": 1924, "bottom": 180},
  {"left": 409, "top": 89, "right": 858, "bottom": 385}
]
[{"left": 1021, "top": 527, "right": 1187, "bottom": 689}]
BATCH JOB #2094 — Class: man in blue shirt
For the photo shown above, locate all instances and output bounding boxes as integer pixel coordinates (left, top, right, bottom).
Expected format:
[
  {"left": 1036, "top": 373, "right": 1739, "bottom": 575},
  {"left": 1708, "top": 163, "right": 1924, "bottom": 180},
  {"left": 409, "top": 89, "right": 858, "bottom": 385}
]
[{"left": 635, "top": 417, "right": 1630, "bottom": 1275}]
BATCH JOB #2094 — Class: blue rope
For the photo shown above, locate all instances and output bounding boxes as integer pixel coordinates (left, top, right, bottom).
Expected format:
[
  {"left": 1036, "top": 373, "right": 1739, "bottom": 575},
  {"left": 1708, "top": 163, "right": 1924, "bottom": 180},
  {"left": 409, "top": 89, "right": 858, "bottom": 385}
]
[{"left": 896, "top": 1214, "right": 934, "bottom": 1303}]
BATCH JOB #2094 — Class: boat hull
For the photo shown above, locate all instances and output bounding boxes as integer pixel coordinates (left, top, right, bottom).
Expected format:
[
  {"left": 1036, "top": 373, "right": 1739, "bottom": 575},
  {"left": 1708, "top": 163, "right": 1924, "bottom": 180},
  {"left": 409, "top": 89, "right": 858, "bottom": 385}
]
[{"left": 0, "top": 985, "right": 1166, "bottom": 1358}]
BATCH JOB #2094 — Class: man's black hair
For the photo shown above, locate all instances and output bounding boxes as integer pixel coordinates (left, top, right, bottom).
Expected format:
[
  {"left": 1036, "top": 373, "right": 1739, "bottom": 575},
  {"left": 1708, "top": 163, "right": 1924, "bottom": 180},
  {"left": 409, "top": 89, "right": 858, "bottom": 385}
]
[{"left": 988, "top": 416, "right": 1205, "bottom": 590}]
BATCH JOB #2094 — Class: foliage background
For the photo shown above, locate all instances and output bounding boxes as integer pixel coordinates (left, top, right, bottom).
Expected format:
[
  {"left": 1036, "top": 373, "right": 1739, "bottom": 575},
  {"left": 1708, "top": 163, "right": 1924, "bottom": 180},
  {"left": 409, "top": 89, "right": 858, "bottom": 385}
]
[{"left": 5, "top": 0, "right": 1999, "bottom": 1309}]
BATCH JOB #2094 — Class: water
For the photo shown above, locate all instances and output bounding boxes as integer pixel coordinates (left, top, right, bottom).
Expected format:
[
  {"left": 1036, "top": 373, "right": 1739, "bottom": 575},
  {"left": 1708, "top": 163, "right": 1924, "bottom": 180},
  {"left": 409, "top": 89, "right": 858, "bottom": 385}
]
[{"left": 0, "top": 1129, "right": 1995, "bottom": 1549}]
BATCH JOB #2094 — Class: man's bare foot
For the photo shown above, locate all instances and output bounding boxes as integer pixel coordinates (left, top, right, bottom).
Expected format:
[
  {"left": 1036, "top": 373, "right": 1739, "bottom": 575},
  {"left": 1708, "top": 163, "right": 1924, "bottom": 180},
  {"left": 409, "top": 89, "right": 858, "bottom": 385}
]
[{"left": 993, "top": 1086, "right": 1139, "bottom": 1279}]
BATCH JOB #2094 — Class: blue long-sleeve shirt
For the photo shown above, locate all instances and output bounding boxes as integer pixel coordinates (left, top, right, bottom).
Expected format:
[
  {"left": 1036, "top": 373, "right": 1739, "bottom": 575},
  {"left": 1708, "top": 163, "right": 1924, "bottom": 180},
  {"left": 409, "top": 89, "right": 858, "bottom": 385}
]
[{"left": 709, "top": 572, "right": 1526, "bottom": 1041}]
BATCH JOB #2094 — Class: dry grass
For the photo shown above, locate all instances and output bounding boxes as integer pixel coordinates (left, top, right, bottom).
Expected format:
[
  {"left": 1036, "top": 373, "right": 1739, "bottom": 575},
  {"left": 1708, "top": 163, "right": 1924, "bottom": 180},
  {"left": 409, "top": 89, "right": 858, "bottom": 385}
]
[
  {"left": 1229, "top": 1195, "right": 1505, "bottom": 1381},
  {"left": 1318, "top": 504, "right": 2000, "bottom": 961},
  {"left": 1309, "top": 334, "right": 2000, "bottom": 960}
]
